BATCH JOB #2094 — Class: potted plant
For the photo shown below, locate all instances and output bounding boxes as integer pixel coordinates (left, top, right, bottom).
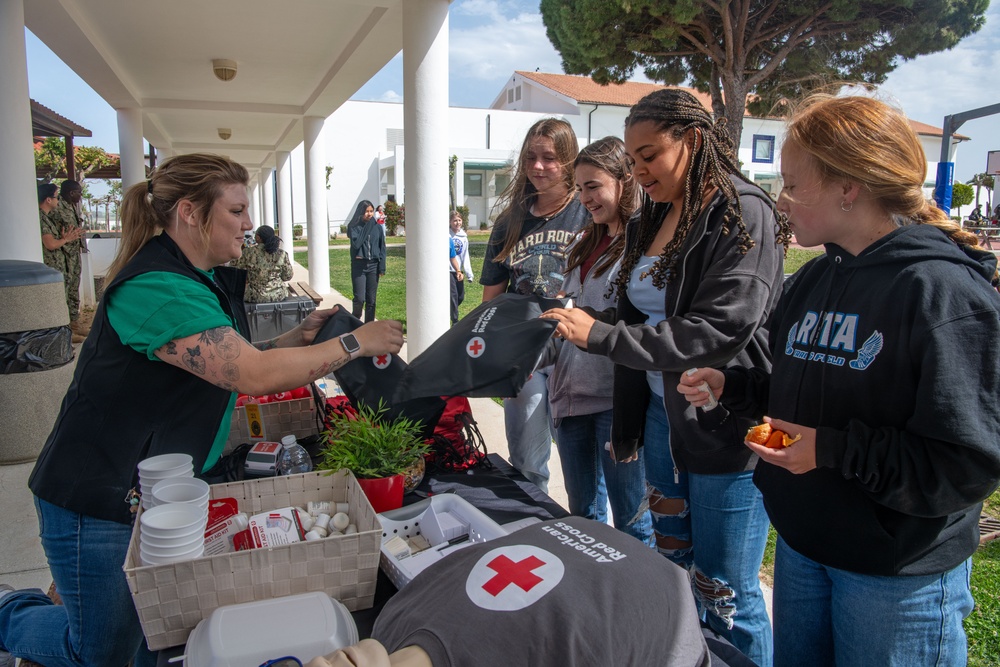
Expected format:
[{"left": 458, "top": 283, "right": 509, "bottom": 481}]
[{"left": 316, "top": 402, "right": 429, "bottom": 512}]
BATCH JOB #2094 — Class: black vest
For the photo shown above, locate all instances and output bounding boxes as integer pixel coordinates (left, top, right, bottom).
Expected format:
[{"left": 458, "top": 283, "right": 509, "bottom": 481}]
[{"left": 29, "top": 234, "right": 250, "bottom": 524}]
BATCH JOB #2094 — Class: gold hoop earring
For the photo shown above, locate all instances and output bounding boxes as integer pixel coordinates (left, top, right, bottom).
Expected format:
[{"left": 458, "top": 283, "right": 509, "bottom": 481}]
[{"left": 841, "top": 201, "right": 853, "bottom": 212}]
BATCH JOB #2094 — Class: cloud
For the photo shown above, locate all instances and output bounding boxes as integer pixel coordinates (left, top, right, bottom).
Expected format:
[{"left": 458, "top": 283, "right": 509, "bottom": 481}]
[{"left": 376, "top": 90, "right": 403, "bottom": 104}]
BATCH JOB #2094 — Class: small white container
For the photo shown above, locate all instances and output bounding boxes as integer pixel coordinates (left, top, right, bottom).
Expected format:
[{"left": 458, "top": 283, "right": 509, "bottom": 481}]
[
  {"left": 137, "top": 453, "right": 194, "bottom": 475},
  {"left": 182, "top": 592, "right": 358, "bottom": 667},
  {"left": 140, "top": 503, "right": 207, "bottom": 535},
  {"left": 151, "top": 477, "right": 210, "bottom": 508},
  {"left": 140, "top": 543, "right": 204, "bottom": 566}
]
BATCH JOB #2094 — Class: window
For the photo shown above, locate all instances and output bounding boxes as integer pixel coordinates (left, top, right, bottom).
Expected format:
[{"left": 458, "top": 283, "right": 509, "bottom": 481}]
[
  {"left": 494, "top": 172, "right": 511, "bottom": 195},
  {"left": 464, "top": 173, "right": 483, "bottom": 197},
  {"left": 515, "top": 85, "right": 521, "bottom": 101},
  {"left": 507, "top": 89, "right": 514, "bottom": 104},
  {"left": 752, "top": 135, "right": 775, "bottom": 164}
]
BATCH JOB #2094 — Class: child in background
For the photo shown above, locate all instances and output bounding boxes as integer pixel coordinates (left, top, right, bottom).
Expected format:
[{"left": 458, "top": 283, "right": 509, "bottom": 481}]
[{"left": 449, "top": 211, "right": 473, "bottom": 325}]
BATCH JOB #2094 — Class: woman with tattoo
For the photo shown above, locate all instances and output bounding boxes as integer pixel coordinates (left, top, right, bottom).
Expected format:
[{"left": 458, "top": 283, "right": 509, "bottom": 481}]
[{"left": 6, "top": 154, "right": 402, "bottom": 667}]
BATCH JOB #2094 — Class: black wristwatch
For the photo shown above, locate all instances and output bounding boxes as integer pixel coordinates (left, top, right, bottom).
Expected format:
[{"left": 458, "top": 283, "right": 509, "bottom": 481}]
[{"left": 339, "top": 333, "right": 361, "bottom": 359}]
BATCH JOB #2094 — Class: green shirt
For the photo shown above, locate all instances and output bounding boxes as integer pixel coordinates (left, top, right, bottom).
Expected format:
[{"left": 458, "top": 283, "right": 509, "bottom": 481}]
[{"left": 107, "top": 269, "right": 238, "bottom": 472}]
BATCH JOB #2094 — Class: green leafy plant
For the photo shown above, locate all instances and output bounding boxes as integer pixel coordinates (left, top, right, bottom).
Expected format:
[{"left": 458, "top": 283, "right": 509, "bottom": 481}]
[
  {"left": 316, "top": 402, "right": 429, "bottom": 479},
  {"left": 384, "top": 200, "right": 404, "bottom": 236}
]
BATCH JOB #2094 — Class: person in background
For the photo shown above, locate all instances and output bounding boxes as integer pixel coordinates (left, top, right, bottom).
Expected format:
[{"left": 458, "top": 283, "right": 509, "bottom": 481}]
[
  {"left": 969, "top": 204, "right": 983, "bottom": 222},
  {"left": 542, "top": 89, "right": 787, "bottom": 666},
  {"left": 479, "top": 118, "right": 590, "bottom": 492},
  {"left": 347, "top": 200, "right": 386, "bottom": 322},
  {"left": 232, "top": 224, "right": 293, "bottom": 302},
  {"left": 543, "top": 137, "right": 652, "bottom": 544},
  {"left": 0, "top": 154, "right": 402, "bottom": 667},
  {"left": 680, "top": 94, "right": 1000, "bottom": 666},
  {"left": 449, "top": 210, "right": 473, "bottom": 325},
  {"left": 45, "top": 179, "right": 87, "bottom": 338},
  {"left": 374, "top": 204, "right": 387, "bottom": 236}
]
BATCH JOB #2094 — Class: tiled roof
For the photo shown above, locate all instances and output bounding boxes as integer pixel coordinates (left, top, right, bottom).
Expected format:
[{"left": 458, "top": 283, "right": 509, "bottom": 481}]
[
  {"left": 909, "top": 118, "right": 967, "bottom": 141},
  {"left": 515, "top": 70, "right": 726, "bottom": 113}
]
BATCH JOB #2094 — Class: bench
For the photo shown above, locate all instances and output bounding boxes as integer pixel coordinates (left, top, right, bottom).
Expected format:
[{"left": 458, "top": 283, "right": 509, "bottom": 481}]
[{"left": 288, "top": 281, "right": 322, "bottom": 305}]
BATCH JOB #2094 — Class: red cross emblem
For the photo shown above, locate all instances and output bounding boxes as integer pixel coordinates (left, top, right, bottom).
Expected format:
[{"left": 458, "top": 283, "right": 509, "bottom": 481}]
[
  {"left": 467, "top": 336, "right": 486, "bottom": 358},
  {"left": 465, "top": 545, "right": 564, "bottom": 611},
  {"left": 482, "top": 554, "right": 545, "bottom": 597},
  {"left": 373, "top": 354, "right": 391, "bottom": 369}
]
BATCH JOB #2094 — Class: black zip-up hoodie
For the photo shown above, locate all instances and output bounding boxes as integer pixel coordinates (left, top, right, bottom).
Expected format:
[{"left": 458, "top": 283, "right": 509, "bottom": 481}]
[{"left": 724, "top": 224, "right": 1000, "bottom": 575}]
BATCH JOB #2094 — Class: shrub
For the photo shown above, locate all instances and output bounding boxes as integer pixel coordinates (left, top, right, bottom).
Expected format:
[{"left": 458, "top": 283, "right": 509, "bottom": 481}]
[
  {"left": 385, "top": 200, "right": 404, "bottom": 236},
  {"left": 293, "top": 224, "right": 303, "bottom": 239}
]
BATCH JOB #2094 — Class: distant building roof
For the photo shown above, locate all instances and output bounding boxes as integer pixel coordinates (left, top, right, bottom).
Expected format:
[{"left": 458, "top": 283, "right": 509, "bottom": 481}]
[
  {"left": 31, "top": 99, "right": 92, "bottom": 138},
  {"left": 909, "top": 118, "right": 968, "bottom": 141}
]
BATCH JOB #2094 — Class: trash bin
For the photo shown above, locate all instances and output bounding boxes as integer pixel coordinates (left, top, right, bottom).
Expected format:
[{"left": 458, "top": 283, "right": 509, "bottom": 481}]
[{"left": 0, "top": 260, "right": 77, "bottom": 464}]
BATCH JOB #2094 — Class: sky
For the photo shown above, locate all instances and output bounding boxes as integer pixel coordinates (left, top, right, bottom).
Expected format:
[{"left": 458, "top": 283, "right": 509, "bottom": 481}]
[{"left": 25, "top": 0, "right": 1000, "bottom": 185}]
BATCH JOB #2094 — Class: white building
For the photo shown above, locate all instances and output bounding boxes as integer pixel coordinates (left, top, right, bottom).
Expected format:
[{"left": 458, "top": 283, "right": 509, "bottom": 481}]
[{"left": 303, "top": 71, "right": 964, "bottom": 234}]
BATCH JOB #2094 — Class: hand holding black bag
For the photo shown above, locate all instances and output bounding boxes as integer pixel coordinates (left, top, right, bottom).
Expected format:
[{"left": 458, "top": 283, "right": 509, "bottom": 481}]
[
  {"left": 392, "top": 293, "right": 562, "bottom": 402},
  {"left": 311, "top": 308, "right": 445, "bottom": 438}
]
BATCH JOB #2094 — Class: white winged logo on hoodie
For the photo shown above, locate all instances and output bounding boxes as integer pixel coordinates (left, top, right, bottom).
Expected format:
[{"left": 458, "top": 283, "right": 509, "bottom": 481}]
[
  {"left": 785, "top": 322, "right": 798, "bottom": 356},
  {"left": 849, "top": 330, "right": 883, "bottom": 370}
]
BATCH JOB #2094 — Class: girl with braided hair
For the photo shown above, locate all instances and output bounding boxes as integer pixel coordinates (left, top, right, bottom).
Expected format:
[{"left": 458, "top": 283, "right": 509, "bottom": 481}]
[
  {"left": 681, "top": 95, "right": 1000, "bottom": 665},
  {"left": 543, "top": 89, "right": 787, "bottom": 666}
]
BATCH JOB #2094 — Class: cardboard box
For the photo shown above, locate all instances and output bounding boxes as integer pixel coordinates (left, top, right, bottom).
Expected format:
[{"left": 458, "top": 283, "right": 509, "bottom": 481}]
[
  {"left": 123, "top": 470, "right": 380, "bottom": 651},
  {"left": 225, "top": 397, "right": 318, "bottom": 453}
]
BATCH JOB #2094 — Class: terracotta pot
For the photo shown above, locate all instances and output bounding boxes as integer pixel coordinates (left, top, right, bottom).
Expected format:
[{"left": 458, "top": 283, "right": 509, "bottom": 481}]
[{"left": 357, "top": 474, "right": 405, "bottom": 513}]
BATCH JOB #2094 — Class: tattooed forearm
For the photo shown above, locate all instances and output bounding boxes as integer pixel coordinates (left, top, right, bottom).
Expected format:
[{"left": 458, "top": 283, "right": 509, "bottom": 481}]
[
  {"left": 182, "top": 345, "right": 206, "bottom": 374},
  {"left": 308, "top": 357, "right": 348, "bottom": 379},
  {"left": 254, "top": 338, "right": 278, "bottom": 351},
  {"left": 164, "top": 341, "right": 177, "bottom": 355}
]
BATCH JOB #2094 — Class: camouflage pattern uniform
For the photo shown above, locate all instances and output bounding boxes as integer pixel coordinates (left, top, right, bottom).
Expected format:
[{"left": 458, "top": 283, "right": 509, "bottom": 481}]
[
  {"left": 44, "top": 200, "right": 85, "bottom": 321},
  {"left": 232, "top": 244, "right": 293, "bottom": 303}
]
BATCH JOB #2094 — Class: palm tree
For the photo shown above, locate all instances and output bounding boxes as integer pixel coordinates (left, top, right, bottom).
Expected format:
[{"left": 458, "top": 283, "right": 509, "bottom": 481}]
[{"left": 967, "top": 173, "right": 995, "bottom": 211}]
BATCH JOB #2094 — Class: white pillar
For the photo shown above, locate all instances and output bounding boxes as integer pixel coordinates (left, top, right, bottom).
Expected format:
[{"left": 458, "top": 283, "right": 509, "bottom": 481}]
[
  {"left": 403, "top": 0, "right": 450, "bottom": 354},
  {"left": 304, "top": 116, "right": 330, "bottom": 294},
  {"left": 249, "top": 176, "right": 261, "bottom": 231},
  {"left": 262, "top": 167, "right": 276, "bottom": 231},
  {"left": 276, "top": 151, "right": 294, "bottom": 254},
  {"left": 454, "top": 159, "right": 465, "bottom": 210},
  {"left": 0, "top": 0, "right": 42, "bottom": 262},
  {"left": 116, "top": 108, "right": 145, "bottom": 190}
]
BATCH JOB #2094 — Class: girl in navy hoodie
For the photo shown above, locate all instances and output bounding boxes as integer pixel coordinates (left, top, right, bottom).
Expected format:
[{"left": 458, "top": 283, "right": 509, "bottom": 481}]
[{"left": 681, "top": 95, "right": 1000, "bottom": 665}]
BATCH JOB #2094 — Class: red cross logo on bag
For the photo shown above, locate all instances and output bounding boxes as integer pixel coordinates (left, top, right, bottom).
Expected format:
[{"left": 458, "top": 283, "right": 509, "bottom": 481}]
[
  {"left": 467, "top": 337, "right": 486, "bottom": 358},
  {"left": 373, "top": 354, "right": 391, "bottom": 369},
  {"left": 465, "top": 545, "right": 564, "bottom": 611}
]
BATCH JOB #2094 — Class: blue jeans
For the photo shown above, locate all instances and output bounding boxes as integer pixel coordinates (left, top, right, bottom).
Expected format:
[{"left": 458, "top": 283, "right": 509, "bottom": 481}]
[
  {"left": 0, "top": 497, "right": 154, "bottom": 666},
  {"left": 773, "top": 537, "right": 974, "bottom": 666},
  {"left": 503, "top": 369, "right": 553, "bottom": 493},
  {"left": 351, "top": 258, "right": 380, "bottom": 322},
  {"left": 555, "top": 409, "right": 653, "bottom": 545},
  {"left": 644, "top": 396, "right": 773, "bottom": 667}
]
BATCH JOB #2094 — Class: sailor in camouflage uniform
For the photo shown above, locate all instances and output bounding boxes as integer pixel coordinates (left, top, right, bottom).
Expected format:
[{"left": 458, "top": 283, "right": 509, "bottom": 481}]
[
  {"left": 40, "top": 181, "right": 87, "bottom": 329},
  {"left": 232, "top": 225, "right": 293, "bottom": 302}
]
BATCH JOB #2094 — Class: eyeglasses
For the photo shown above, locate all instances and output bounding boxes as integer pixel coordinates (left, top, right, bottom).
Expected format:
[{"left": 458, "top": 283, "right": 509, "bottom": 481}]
[{"left": 259, "top": 658, "right": 302, "bottom": 667}]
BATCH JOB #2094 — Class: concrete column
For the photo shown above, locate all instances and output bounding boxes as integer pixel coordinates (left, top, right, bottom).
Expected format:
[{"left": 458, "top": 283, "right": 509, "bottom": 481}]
[
  {"left": 454, "top": 159, "right": 465, "bottom": 210},
  {"left": 304, "top": 116, "right": 330, "bottom": 294},
  {"left": 116, "top": 108, "right": 145, "bottom": 190},
  {"left": 249, "top": 176, "right": 261, "bottom": 231},
  {"left": 276, "top": 151, "right": 294, "bottom": 254},
  {"left": 262, "top": 167, "right": 276, "bottom": 231},
  {"left": 403, "top": 0, "right": 450, "bottom": 354},
  {"left": 0, "top": 0, "right": 42, "bottom": 262}
]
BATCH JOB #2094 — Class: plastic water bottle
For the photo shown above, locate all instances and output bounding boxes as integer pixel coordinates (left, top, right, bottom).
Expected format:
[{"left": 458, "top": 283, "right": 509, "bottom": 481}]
[{"left": 278, "top": 435, "right": 313, "bottom": 475}]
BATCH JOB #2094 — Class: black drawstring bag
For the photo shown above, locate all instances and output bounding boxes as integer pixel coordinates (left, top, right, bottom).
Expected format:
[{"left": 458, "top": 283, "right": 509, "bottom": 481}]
[
  {"left": 393, "top": 293, "right": 561, "bottom": 402},
  {"left": 311, "top": 309, "right": 445, "bottom": 439}
]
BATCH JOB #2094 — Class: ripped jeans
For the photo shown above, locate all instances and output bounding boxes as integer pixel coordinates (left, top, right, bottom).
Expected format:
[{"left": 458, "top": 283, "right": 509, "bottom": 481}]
[{"left": 644, "top": 395, "right": 773, "bottom": 667}]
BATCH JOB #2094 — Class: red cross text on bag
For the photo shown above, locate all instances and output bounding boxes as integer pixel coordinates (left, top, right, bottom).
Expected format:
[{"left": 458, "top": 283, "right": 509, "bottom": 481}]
[
  {"left": 466, "top": 336, "right": 485, "bottom": 358},
  {"left": 465, "top": 545, "right": 564, "bottom": 611}
]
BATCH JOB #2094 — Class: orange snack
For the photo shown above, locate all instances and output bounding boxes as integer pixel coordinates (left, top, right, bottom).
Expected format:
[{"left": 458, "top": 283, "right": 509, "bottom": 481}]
[{"left": 746, "top": 423, "right": 801, "bottom": 449}]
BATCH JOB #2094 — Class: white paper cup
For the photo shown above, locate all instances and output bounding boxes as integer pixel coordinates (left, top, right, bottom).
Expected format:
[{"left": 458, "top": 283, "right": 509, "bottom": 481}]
[
  {"left": 140, "top": 520, "right": 205, "bottom": 542},
  {"left": 140, "top": 535, "right": 205, "bottom": 557},
  {"left": 140, "top": 531, "right": 204, "bottom": 550},
  {"left": 140, "top": 543, "right": 204, "bottom": 566},
  {"left": 151, "top": 477, "right": 210, "bottom": 508},
  {"left": 140, "top": 503, "right": 207, "bottom": 535},
  {"left": 137, "top": 453, "right": 193, "bottom": 475}
]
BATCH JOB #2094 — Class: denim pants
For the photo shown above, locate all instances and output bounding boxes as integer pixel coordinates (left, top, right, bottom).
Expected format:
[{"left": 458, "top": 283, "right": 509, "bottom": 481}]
[
  {"left": 449, "top": 272, "right": 465, "bottom": 325},
  {"left": 554, "top": 409, "right": 653, "bottom": 545},
  {"left": 351, "top": 258, "right": 380, "bottom": 322},
  {"left": 773, "top": 536, "right": 974, "bottom": 666},
  {"left": 644, "top": 396, "right": 773, "bottom": 667},
  {"left": 0, "top": 496, "right": 154, "bottom": 667},
  {"left": 503, "top": 369, "right": 553, "bottom": 493}
]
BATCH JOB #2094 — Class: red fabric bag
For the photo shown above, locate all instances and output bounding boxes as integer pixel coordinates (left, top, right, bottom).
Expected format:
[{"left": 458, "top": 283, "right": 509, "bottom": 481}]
[{"left": 424, "top": 396, "right": 491, "bottom": 472}]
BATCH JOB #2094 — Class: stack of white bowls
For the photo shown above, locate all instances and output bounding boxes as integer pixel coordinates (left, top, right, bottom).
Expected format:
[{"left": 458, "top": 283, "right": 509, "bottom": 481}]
[
  {"left": 139, "top": 503, "right": 208, "bottom": 566},
  {"left": 137, "top": 453, "right": 194, "bottom": 511}
]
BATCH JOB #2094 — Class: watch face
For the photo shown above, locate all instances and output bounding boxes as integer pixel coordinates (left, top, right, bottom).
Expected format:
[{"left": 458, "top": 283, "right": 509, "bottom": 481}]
[{"left": 341, "top": 333, "right": 361, "bottom": 354}]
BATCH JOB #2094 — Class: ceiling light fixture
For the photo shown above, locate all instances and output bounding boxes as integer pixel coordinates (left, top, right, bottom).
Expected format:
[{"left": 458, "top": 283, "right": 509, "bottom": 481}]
[
  {"left": 212, "top": 59, "right": 238, "bottom": 82},
  {"left": 218, "top": 128, "right": 232, "bottom": 141}
]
